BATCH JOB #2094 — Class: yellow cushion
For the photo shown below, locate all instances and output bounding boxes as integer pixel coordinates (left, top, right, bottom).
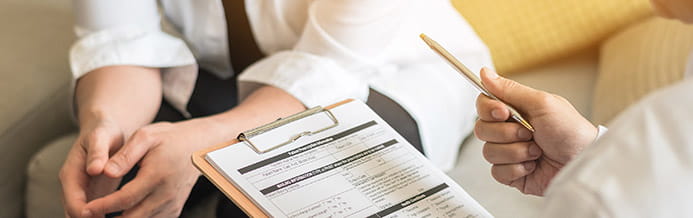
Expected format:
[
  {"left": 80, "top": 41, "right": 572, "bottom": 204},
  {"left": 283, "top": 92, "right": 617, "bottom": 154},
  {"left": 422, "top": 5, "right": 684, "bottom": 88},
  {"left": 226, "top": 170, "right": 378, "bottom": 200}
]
[
  {"left": 453, "top": 0, "right": 653, "bottom": 74},
  {"left": 592, "top": 17, "right": 693, "bottom": 124}
]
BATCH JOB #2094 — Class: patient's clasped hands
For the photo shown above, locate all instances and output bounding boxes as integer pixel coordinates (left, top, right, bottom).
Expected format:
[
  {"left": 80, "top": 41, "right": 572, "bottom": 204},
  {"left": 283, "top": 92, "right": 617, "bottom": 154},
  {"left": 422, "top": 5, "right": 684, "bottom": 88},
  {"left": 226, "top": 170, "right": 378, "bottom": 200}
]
[
  {"left": 474, "top": 68, "right": 598, "bottom": 196},
  {"left": 60, "top": 117, "right": 220, "bottom": 217}
]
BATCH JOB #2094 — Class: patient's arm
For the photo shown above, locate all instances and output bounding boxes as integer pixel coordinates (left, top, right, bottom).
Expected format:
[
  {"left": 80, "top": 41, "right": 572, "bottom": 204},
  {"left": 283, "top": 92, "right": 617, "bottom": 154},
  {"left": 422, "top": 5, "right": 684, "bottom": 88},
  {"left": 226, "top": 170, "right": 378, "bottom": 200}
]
[{"left": 61, "top": 65, "right": 162, "bottom": 217}]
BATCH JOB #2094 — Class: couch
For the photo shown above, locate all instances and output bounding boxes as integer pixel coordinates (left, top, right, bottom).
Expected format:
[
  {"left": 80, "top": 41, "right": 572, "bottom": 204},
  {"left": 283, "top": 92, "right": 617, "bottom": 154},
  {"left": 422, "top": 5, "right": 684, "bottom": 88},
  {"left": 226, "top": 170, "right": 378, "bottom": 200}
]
[{"left": 4, "top": 0, "right": 693, "bottom": 217}]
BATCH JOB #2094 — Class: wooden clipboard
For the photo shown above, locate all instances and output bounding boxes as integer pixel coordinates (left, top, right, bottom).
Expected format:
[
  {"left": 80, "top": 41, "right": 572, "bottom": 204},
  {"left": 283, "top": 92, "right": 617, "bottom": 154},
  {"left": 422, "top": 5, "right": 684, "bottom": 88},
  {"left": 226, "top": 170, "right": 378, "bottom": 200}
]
[{"left": 191, "top": 99, "right": 353, "bottom": 217}]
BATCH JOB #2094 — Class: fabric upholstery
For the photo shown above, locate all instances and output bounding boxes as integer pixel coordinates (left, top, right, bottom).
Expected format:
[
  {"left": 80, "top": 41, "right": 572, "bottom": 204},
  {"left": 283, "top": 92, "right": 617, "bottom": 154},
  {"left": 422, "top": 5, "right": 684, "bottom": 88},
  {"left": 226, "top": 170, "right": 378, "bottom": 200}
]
[
  {"left": 26, "top": 134, "right": 75, "bottom": 218},
  {"left": 0, "top": 0, "right": 74, "bottom": 136},
  {"left": 508, "top": 49, "right": 599, "bottom": 119},
  {"left": 0, "top": 89, "right": 75, "bottom": 218},
  {"left": 593, "top": 17, "right": 693, "bottom": 124},
  {"left": 453, "top": 0, "right": 652, "bottom": 74},
  {"left": 0, "top": 0, "right": 76, "bottom": 217}
]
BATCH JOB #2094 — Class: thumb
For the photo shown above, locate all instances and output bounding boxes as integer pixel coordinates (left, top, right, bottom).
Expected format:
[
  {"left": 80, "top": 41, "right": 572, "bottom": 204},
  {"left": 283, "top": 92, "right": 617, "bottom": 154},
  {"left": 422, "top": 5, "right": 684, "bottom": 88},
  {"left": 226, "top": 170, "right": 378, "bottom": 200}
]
[
  {"left": 85, "top": 129, "right": 123, "bottom": 176},
  {"left": 104, "top": 130, "right": 154, "bottom": 178},
  {"left": 480, "top": 68, "right": 546, "bottom": 112}
]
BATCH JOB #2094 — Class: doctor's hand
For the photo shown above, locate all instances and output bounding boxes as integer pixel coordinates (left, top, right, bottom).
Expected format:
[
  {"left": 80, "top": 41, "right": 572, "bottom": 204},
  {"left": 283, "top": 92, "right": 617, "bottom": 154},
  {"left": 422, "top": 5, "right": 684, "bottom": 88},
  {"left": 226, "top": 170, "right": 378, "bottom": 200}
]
[
  {"left": 474, "top": 68, "right": 598, "bottom": 196},
  {"left": 60, "top": 119, "right": 124, "bottom": 218},
  {"left": 80, "top": 119, "right": 217, "bottom": 218}
]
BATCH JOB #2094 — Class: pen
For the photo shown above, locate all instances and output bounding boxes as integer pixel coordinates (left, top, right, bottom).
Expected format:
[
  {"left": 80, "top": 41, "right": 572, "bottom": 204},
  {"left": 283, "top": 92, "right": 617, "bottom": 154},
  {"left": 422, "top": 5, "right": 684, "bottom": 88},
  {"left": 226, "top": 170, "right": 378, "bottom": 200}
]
[{"left": 419, "top": 33, "right": 535, "bottom": 132}]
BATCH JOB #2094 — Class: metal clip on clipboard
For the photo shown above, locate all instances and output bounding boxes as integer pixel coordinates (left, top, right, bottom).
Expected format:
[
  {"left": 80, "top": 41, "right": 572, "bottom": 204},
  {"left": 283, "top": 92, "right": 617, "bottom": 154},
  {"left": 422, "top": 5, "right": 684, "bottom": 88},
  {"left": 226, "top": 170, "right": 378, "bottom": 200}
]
[{"left": 237, "top": 106, "right": 340, "bottom": 154}]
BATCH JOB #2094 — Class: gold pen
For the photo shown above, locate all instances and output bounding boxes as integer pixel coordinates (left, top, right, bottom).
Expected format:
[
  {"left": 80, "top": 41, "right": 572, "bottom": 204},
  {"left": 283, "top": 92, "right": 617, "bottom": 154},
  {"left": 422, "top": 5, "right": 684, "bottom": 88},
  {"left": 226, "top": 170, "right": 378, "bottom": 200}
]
[{"left": 419, "top": 33, "right": 535, "bottom": 132}]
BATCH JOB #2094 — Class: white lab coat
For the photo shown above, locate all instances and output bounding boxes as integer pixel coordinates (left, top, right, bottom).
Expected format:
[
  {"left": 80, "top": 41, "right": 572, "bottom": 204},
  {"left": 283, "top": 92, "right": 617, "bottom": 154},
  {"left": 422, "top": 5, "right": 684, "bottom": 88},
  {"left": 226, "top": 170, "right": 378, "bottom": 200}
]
[{"left": 541, "top": 64, "right": 693, "bottom": 217}]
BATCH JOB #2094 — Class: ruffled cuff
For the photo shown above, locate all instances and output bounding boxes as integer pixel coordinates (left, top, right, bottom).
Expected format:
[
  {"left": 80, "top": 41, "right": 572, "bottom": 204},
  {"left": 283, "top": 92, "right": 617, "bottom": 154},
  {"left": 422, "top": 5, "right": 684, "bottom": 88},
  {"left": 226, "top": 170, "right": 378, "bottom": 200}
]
[
  {"left": 69, "top": 27, "right": 196, "bottom": 79},
  {"left": 238, "top": 51, "right": 369, "bottom": 107},
  {"left": 68, "top": 27, "right": 198, "bottom": 120}
]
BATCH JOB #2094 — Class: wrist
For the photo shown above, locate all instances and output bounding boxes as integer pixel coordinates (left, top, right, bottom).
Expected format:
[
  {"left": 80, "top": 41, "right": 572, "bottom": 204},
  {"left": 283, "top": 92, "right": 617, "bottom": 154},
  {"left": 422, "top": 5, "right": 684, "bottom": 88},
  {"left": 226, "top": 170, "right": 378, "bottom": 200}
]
[
  {"left": 77, "top": 108, "right": 113, "bottom": 132},
  {"left": 77, "top": 107, "right": 143, "bottom": 138},
  {"left": 187, "top": 115, "right": 243, "bottom": 148},
  {"left": 572, "top": 123, "right": 600, "bottom": 156}
]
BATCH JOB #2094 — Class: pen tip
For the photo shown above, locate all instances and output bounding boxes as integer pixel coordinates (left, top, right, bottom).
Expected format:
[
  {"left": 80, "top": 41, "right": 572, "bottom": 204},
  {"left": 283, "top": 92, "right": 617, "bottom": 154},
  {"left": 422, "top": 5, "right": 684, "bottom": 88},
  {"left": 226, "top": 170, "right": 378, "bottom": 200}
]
[
  {"left": 521, "top": 120, "right": 535, "bottom": 132},
  {"left": 419, "top": 33, "right": 427, "bottom": 39}
]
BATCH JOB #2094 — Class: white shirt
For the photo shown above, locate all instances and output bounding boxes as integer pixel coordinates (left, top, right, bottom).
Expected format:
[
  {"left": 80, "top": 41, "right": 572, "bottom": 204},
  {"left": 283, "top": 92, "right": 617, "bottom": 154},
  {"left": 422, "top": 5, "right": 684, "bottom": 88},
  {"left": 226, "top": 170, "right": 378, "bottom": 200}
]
[
  {"left": 69, "top": 0, "right": 494, "bottom": 171},
  {"left": 540, "top": 77, "right": 693, "bottom": 217}
]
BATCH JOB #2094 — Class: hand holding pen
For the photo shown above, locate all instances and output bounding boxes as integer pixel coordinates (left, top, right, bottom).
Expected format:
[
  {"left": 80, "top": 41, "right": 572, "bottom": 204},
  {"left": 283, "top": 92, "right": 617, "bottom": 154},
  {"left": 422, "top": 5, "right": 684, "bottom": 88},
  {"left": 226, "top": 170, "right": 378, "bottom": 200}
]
[
  {"left": 420, "top": 34, "right": 599, "bottom": 196},
  {"left": 474, "top": 68, "right": 598, "bottom": 195}
]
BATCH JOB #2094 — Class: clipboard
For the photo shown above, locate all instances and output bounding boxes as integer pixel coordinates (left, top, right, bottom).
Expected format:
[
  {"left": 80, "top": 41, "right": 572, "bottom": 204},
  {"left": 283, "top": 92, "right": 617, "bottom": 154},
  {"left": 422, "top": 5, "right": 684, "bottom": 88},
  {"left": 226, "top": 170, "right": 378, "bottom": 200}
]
[{"left": 191, "top": 99, "right": 353, "bottom": 217}]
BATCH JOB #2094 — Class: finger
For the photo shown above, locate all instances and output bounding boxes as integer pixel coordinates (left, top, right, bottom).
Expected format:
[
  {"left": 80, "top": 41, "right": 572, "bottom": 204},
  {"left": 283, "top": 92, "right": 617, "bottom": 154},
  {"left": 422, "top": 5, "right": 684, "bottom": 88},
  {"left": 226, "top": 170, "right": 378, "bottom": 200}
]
[
  {"left": 479, "top": 68, "right": 547, "bottom": 112},
  {"left": 121, "top": 193, "right": 174, "bottom": 218},
  {"left": 476, "top": 93, "right": 510, "bottom": 122},
  {"left": 60, "top": 146, "right": 89, "bottom": 218},
  {"left": 491, "top": 161, "right": 536, "bottom": 185},
  {"left": 104, "top": 129, "right": 157, "bottom": 178},
  {"left": 475, "top": 120, "right": 533, "bottom": 143},
  {"left": 508, "top": 178, "right": 527, "bottom": 193},
  {"left": 86, "top": 174, "right": 122, "bottom": 201},
  {"left": 482, "top": 142, "right": 542, "bottom": 164},
  {"left": 85, "top": 129, "right": 123, "bottom": 176},
  {"left": 83, "top": 174, "right": 157, "bottom": 216},
  {"left": 123, "top": 168, "right": 193, "bottom": 218}
]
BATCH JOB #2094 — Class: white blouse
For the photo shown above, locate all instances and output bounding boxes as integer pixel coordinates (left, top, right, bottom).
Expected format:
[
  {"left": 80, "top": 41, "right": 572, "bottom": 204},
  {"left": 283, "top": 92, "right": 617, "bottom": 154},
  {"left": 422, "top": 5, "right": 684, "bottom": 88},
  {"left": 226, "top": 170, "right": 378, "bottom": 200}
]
[{"left": 69, "top": 0, "right": 494, "bottom": 171}]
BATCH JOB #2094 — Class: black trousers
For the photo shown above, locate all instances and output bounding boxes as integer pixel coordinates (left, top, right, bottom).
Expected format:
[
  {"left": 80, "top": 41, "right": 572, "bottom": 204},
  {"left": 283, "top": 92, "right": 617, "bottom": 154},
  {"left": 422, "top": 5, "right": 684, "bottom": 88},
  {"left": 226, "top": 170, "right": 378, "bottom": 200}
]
[{"left": 116, "top": 69, "right": 423, "bottom": 217}]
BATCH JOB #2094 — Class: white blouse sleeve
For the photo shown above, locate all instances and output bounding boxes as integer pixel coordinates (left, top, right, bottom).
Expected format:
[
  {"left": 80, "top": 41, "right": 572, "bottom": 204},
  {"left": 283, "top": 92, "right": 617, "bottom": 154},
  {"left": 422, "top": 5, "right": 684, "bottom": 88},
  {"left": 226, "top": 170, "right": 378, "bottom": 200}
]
[
  {"left": 238, "top": 0, "right": 408, "bottom": 107},
  {"left": 69, "top": 0, "right": 196, "bottom": 79}
]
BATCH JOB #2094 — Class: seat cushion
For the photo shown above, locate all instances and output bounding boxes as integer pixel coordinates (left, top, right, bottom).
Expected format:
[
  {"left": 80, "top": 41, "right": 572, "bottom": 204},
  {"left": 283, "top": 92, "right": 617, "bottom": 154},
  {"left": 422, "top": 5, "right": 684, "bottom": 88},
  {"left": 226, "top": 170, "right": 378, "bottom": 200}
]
[
  {"left": 593, "top": 17, "right": 693, "bottom": 124},
  {"left": 25, "top": 133, "right": 75, "bottom": 218},
  {"left": 453, "top": 0, "right": 652, "bottom": 74}
]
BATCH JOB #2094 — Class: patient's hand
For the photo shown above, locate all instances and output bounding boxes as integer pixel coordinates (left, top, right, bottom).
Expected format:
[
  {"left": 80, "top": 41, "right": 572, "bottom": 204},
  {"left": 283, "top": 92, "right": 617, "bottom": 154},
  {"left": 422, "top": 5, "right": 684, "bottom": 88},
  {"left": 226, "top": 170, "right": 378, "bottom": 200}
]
[
  {"left": 60, "top": 119, "right": 123, "bottom": 217},
  {"left": 81, "top": 119, "right": 213, "bottom": 217},
  {"left": 474, "top": 68, "right": 598, "bottom": 196}
]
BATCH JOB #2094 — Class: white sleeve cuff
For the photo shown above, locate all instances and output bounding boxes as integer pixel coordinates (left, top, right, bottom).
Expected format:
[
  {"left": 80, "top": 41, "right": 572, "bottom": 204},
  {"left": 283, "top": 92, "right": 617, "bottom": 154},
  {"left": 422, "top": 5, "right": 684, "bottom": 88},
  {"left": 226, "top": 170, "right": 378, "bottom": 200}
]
[
  {"left": 69, "top": 27, "right": 197, "bottom": 79},
  {"left": 595, "top": 125, "right": 609, "bottom": 143},
  {"left": 237, "top": 51, "right": 369, "bottom": 107}
]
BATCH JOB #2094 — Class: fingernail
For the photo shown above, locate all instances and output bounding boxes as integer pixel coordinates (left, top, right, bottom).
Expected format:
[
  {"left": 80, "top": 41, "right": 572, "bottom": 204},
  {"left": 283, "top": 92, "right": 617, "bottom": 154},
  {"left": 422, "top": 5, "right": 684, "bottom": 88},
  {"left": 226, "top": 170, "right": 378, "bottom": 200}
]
[
  {"left": 528, "top": 144, "right": 541, "bottom": 157},
  {"left": 517, "top": 128, "right": 532, "bottom": 140},
  {"left": 491, "top": 109, "right": 503, "bottom": 120},
  {"left": 105, "top": 162, "right": 120, "bottom": 174},
  {"left": 484, "top": 67, "right": 499, "bottom": 79},
  {"left": 81, "top": 209, "right": 92, "bottom": 217},
  {"left": 524, "top": 161, "right": 536, "bottom": 171}
]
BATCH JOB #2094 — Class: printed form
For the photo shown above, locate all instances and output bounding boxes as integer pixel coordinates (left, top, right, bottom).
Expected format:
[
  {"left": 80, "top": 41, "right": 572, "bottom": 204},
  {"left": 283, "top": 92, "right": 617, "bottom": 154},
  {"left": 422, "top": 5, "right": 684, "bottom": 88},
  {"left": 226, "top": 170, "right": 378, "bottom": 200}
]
[{"left": 206, "top": 101, "right": 491, "bottom": 218}]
